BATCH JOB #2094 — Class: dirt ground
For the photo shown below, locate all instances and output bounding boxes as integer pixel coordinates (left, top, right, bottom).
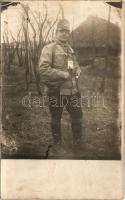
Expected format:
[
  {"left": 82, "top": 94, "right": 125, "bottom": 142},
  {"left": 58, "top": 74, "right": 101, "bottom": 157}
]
[{"left": 1, "top": 57, "right": 121, "bottom": 159}]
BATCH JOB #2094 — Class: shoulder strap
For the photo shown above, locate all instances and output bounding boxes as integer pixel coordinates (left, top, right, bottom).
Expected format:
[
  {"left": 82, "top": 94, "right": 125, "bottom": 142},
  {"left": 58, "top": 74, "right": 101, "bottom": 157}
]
[
  {"left": 52, "top": 42, "right": 56, "bottom": 68},
  {"left": 67, "top": 44, "right": 74, "bottom": 54}
]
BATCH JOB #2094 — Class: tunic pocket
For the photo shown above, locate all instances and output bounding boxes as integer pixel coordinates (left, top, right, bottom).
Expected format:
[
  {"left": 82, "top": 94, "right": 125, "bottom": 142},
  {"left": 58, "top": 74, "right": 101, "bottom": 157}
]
[{"left": 54, "top": 53, "right": 67, "bottom": 69}]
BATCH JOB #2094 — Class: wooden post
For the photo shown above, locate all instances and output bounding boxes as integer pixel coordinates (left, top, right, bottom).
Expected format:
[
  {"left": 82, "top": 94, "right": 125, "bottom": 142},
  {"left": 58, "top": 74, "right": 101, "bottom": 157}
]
[
  {"left": 91, "top": 18, "right": 96, "bottom": 66},
  {"left": 101, "top": 5, "right": 111, "bottom": 93}
]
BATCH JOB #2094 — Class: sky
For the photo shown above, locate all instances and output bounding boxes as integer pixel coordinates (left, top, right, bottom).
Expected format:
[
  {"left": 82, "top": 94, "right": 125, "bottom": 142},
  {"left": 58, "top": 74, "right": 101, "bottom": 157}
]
[{"left": 1, "top": 1, "right": 122, "bottom": 42}]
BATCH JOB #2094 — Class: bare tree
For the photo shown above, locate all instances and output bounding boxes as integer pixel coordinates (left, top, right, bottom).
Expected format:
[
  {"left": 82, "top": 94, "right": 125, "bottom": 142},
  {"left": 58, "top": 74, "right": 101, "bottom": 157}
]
[
  {"left": 3, "top": 22, "right": 16, "bottom": 74},
  {"left": 21, "top": 4, "right": 32, "bottom": 91},
  {"left": 21, "top": 3, "right": 62, "bottom": 94},
  {"left": 2, "top": 3, "right": 63, "bottom": 93},
  {"left": 9, "top": 25, "right": 24, "bottom": 68}
]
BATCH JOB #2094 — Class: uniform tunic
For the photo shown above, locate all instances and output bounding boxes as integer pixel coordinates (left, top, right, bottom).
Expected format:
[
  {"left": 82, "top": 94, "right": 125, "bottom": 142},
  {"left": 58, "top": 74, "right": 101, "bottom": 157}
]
[{"left": 39, "top": 40, "right": 81, "bottom": 95}]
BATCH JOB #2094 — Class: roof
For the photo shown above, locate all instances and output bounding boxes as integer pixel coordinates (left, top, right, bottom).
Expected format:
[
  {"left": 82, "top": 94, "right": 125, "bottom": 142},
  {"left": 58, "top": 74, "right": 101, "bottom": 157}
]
[
  {"left": 70, "top": 16, "right": 121, "bottom": 50},
  {"left": 1, "top": 2, "right": 20, "bottom": 12},
  {"left": 106, "top": 1, "right": 122, "bottom": 9}
]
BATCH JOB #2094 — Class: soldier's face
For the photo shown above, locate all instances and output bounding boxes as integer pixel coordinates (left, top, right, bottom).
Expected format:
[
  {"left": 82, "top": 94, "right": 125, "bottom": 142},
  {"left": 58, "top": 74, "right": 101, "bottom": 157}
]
[{"left": 56, "top": 29, "right": 70, "bottom": 43}]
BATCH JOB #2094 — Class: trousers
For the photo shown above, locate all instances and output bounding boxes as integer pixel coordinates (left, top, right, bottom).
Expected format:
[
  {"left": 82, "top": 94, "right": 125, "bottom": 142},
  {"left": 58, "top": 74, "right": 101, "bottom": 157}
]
[{"left": 48, "top": 91, "right": 83, "bottom": 145}]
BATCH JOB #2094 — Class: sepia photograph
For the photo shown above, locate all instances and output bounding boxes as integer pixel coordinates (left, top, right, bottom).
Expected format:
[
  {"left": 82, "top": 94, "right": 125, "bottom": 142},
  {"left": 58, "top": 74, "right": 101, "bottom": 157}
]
[{"left": 1, "top": 0, "right": 122, "bottom": 159}]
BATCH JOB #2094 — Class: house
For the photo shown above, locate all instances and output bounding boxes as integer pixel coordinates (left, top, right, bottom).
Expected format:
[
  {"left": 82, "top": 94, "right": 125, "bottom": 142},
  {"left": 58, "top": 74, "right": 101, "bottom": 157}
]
[{"left": 70, "top": 16, "right": 121, "bottom": 65}]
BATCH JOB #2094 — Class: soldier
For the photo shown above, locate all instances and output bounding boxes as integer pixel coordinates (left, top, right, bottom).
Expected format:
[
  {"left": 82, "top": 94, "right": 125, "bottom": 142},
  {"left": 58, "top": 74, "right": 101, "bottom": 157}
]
[{"left": 39, "top": 19, "right": 83, "bottom": 153}]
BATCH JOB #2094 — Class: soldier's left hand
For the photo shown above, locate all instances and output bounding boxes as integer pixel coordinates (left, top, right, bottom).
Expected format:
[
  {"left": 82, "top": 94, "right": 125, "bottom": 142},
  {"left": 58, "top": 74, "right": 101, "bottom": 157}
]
[{"left": 76, "top": 69, "right": 81, "bottom": 78}]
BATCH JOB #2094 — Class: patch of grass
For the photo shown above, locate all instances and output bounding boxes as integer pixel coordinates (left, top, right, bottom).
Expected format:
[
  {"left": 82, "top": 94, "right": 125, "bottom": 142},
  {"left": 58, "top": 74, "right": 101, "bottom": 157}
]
[{"left": 2, "top": 57, "right": 121, "bottom": 159}]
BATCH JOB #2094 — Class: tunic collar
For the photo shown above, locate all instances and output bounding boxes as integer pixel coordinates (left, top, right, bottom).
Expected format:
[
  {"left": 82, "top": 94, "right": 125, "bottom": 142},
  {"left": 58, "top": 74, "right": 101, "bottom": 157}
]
[{"left": 55, "top": 39, "right": 74, "bottom": 54}]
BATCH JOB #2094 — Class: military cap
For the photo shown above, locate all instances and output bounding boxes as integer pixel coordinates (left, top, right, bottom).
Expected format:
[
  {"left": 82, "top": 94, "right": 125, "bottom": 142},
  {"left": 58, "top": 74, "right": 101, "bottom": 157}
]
[{"left": 57, "top": 19, "right": 70, "bottom": 31}]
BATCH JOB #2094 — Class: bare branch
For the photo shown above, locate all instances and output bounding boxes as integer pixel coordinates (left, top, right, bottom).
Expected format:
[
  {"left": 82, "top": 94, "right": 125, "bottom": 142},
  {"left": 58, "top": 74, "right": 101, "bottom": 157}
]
[
  {"left": 44, "top": 8, "right": 61, "bottom": 43},
  {"left": 41, "top": 4, "right": 48, "bottom": 32},
  {"left": 29, "top": 9, "right": 40, "bottom": 29}
]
